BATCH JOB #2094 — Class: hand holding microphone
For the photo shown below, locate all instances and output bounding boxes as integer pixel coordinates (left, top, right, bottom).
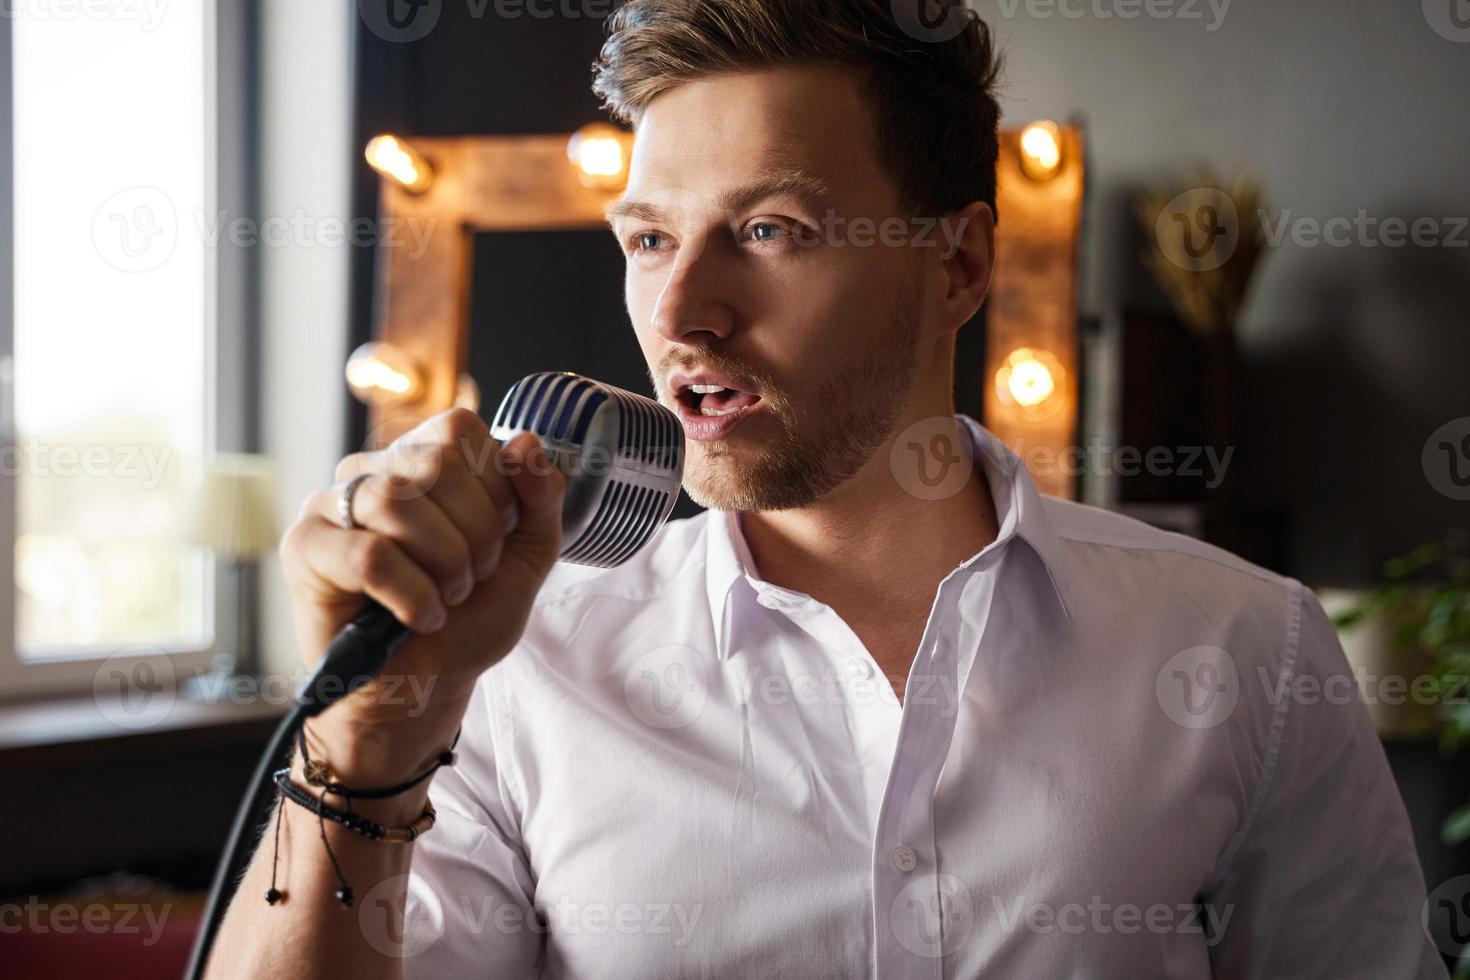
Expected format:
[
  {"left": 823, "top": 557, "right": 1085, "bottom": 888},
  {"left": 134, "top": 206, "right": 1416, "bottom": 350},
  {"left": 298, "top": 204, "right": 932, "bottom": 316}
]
[
  {"left": 187, "top": 375, "right": 683, "bottom": 980},
  {"left": 276, "top": 374, "right": 683, "bottom": 780}
]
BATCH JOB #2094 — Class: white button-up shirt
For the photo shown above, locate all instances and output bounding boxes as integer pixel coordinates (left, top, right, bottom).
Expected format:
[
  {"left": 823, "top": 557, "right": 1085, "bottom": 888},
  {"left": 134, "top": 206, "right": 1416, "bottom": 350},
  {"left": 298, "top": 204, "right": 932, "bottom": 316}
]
[{"left": 399, "top": 416, "right": 1444, "bottom": 978}]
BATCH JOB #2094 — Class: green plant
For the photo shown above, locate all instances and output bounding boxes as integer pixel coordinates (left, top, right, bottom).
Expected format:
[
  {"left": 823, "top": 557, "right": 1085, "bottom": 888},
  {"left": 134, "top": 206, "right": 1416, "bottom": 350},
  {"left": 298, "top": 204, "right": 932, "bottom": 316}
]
[{"left": 1334, "top": 535, "right": 1470, "bottom": 837}]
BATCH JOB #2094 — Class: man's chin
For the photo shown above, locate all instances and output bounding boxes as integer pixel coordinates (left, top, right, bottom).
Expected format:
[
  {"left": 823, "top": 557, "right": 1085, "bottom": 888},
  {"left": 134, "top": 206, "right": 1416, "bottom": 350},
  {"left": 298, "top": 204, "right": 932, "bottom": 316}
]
[{"left": 681, "top": 445, "right": 825, "bottom": 513}]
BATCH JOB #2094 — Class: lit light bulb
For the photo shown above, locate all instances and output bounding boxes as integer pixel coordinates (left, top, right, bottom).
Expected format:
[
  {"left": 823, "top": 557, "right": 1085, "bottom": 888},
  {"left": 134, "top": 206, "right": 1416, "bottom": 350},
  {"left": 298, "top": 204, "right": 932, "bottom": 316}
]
[
  {"left": 567, "top": 123, "right": 631, "bottom": 190},
  {"left": 1019, "top": 121, "right": 1063, "bottom": 182},
  {"left": 345, "top": 342, "right": 424, "bottom": 406},
  {"left": 995, "top": 347, "right": 1065, "bottom": 410},
  {"left": 365, "top": 135, "right": 435, "bottom": 194}
]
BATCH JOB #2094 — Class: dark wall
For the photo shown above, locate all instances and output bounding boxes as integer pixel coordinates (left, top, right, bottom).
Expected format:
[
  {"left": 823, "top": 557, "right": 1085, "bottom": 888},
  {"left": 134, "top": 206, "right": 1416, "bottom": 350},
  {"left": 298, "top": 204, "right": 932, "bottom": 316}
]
[
  {"left": 350, "top": 3, "right": 1469, "bottom": 584},
  {"left": 350, "top": 6, "right": 639, "bottom": 450},
  {"left": 989, "top": 2, "right": 1470, "bottom": 584}
]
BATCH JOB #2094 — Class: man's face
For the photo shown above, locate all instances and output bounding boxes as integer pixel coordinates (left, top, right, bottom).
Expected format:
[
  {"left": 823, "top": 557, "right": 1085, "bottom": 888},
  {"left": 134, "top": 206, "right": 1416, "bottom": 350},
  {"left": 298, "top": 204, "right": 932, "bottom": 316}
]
[{"left": 609, "top": 65, "right": 934, "bottom": 512}]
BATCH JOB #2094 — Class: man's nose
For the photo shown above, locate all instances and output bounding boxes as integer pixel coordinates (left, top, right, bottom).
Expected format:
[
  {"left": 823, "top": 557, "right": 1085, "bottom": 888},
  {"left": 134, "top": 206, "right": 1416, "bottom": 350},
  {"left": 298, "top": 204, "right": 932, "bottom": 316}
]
[{"left": 649, "top": 236, "right": 737, "bottom": 346}]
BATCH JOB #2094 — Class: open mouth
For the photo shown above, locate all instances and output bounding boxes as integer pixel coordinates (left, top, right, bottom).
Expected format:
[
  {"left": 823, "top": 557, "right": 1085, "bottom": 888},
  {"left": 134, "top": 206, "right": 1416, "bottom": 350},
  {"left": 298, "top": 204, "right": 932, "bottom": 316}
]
[{"left": 677, "top": 383, "right": 762, "bottom": 418}]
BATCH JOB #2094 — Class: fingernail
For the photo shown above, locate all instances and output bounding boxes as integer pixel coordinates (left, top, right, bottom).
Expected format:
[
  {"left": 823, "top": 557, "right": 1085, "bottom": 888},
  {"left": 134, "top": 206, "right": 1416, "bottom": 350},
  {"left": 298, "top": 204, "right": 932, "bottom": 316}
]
[
  {"left": 447, "top": 577, "right": 472, "bottom": 605},
  {"left": 503, "top": 502, "right": 520, "bottom": 535}
]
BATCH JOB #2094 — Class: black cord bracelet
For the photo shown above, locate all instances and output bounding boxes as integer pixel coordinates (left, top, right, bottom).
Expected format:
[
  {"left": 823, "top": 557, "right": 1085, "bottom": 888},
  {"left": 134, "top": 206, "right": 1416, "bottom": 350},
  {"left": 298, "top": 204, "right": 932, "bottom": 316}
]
[
  {"left": 272, "top": 768, "right": 437, "bottom": 843},
  {"left": 297, "top": 723, "right": 461, "bottom": 800}
]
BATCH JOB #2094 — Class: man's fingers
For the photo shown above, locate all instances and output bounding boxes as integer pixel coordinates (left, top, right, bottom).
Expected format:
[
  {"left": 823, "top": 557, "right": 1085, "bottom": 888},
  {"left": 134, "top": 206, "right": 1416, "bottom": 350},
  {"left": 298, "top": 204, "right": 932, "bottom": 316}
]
[
  {"left": 307, "top": 475, "right": 476, "bottom": 608},
  {"left": 286, "top": 516, "right": 448, "bottom": 633},
  {"left": 498, "top": 432, "right": 566, "bottom": 573}
]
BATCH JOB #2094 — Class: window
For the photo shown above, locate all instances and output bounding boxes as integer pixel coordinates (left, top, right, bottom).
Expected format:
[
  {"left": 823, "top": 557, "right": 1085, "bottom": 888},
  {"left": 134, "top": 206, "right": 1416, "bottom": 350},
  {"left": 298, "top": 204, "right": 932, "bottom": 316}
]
[{"left": 0, "top": 2, "right": 242, "bottom": 699}]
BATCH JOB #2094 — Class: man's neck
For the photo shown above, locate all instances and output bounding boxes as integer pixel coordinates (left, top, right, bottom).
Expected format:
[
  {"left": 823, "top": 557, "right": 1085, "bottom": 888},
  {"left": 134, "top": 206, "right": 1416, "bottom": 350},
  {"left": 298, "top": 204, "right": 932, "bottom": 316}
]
[{"left": 737, "top": 414, "right": 1000, "bottom": 667}]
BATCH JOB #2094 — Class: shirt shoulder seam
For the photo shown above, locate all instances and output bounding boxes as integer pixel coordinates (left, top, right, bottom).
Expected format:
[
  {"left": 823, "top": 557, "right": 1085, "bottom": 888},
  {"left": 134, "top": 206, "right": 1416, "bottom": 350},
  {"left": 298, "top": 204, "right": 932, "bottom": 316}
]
[
  {"left": 1210, "top": 577, "right": 1305, "bottom": 881},
  {"left": 1050, "top": 523, "right": 1289, "bottom": 591}
]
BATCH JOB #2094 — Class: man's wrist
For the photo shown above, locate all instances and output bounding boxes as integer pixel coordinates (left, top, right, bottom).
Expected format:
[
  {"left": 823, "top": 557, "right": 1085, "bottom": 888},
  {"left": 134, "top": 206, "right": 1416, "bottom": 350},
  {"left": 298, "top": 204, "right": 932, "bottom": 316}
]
[{"left": 297, "top": 699, "right": 468, "bottom": 794}]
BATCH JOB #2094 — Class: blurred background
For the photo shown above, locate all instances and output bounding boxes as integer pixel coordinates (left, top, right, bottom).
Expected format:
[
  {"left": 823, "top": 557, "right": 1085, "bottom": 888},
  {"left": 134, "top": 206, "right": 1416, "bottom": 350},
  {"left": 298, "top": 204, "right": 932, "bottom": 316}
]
[{"left": 1, "top": 1, "right": 1467, "bottom": 975}]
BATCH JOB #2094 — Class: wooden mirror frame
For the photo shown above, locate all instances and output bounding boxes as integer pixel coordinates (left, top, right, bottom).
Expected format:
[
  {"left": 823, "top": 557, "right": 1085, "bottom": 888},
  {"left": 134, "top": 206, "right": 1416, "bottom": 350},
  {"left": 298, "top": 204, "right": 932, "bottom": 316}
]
[{"left": 365, "top": 126, "right": 1084, "bottom": 497}]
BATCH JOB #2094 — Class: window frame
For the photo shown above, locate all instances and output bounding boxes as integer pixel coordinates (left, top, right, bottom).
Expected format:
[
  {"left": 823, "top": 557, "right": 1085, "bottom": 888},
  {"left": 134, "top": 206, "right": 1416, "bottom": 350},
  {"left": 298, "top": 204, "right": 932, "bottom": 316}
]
[{"left": 0, "top": 0, "right": 256, "bottom": 703}]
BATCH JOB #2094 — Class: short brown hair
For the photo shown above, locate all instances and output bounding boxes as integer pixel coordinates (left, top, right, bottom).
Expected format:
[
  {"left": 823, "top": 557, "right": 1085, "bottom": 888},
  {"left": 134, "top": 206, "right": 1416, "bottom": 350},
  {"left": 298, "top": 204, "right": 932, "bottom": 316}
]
[{"left": 591, "top": 0, "right": 1004, "bottom": 218}]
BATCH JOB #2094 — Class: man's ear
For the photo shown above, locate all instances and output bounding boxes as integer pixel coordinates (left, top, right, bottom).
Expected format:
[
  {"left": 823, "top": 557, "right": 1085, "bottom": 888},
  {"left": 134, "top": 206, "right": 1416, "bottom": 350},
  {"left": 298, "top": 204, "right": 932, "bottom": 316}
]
[{"left": 934, "top": 200, "right": 996, "bottom": 335}]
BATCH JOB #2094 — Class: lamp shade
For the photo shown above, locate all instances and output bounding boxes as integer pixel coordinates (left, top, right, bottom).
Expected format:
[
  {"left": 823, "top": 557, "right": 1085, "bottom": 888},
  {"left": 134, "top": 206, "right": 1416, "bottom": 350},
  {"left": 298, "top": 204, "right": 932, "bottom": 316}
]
[{"left": 188, "top": 453, "right": 281, "bottom": 560}]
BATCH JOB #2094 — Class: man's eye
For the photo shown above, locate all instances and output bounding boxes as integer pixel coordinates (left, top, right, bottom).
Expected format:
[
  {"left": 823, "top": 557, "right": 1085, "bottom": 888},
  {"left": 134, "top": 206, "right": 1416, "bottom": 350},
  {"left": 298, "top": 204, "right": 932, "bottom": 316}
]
[
  {"left": 746, "top": 221, "right": 792, "bottom": 243},
  {"left": 628, "top": 232, "right": 666, "bottom": 252}
]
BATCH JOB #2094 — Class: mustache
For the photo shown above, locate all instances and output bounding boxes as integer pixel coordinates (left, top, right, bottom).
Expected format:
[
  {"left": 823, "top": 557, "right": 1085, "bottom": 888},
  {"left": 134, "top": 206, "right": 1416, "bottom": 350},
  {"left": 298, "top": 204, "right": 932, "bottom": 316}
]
[{"left": 654, "top": 347, "right": 783, "bottom": 402}]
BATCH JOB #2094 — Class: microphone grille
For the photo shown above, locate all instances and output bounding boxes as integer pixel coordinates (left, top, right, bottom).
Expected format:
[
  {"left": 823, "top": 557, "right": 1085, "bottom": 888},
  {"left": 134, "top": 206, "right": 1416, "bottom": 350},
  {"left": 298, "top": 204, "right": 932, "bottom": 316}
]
[{"left": 490, "top": 372, "right": 684, "bottom": 569}]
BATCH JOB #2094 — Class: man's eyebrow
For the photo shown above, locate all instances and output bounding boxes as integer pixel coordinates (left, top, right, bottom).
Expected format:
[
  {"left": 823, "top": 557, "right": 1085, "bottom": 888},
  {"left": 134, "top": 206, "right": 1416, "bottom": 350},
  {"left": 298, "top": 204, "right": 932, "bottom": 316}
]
[{"left": 603, "top": 168, "right": 834, "bottom": 227}]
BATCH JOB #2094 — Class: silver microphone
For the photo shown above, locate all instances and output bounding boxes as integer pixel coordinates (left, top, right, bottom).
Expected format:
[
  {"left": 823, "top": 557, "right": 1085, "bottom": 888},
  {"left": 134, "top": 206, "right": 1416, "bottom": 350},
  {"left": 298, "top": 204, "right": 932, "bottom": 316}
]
[
  {"left": 490, "top": 371, "right": 684, "bottom": 568},
  {"left": 297, "top": 372, "right": 685, "bottom": 717}
]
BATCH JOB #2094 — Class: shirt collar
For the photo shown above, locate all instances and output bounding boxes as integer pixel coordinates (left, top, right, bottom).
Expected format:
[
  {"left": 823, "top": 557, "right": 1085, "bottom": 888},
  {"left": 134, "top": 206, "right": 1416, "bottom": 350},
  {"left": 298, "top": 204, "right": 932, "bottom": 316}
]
[{"left": 702, "top": 414, "right": 1072, "bottom": 660}]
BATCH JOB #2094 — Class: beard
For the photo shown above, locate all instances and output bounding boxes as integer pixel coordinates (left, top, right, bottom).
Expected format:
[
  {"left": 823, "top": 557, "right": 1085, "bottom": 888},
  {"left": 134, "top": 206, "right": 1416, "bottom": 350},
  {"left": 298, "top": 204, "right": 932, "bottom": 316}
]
[{"left": 655, "top": 274, "right": 925, "bottom": 513}]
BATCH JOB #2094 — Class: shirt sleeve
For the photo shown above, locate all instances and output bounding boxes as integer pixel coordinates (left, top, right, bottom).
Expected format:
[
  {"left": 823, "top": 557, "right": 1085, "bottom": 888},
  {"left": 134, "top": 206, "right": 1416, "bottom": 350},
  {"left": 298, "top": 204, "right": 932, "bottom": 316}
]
[
  {"left": 1203, "top": 584, "right": 1448, "bottom": 979},
  {"left": 400, "top": 667, "right": 544, "bottom": 978}
]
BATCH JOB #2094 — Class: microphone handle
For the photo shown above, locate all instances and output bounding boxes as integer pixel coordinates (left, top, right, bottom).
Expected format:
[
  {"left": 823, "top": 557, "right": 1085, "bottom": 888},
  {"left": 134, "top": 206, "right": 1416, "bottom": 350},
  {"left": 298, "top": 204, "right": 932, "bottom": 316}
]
[{"left": 295, "top": 599, "right": 412, "bottom": 718}]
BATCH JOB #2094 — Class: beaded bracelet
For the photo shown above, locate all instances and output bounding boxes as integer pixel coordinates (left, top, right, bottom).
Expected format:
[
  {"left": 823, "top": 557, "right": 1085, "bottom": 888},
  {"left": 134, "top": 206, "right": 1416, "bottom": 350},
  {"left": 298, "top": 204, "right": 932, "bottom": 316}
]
[
  {"left": 263, "top": 767, "right": 439, "bottom": 910},
  {"left": 274, "top": 768, "right": 438, "bottom": 842}
]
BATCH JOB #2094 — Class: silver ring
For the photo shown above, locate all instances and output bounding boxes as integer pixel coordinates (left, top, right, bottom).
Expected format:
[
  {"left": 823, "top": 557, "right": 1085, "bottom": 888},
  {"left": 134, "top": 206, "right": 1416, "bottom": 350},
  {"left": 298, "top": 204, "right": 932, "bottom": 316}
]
[{"left": 337, "top": 473, "right": 372, "bottom": 530}]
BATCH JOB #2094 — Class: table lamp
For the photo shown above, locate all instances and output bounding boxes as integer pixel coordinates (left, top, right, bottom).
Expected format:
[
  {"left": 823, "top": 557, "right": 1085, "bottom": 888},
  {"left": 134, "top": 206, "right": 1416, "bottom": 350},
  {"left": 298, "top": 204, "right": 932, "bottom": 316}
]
[{"left": 184, "top": 452, "right": 280, "bottom": 701}]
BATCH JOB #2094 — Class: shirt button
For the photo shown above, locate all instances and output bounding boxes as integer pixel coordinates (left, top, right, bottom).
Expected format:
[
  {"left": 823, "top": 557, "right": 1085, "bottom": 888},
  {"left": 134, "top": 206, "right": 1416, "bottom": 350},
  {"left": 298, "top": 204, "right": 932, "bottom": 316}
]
[
  {"left": 891, "top": 845, "right": 918, "bottom": 873},
  {"left": 848, "top": 658, "right": 874, "bottom": 679}
]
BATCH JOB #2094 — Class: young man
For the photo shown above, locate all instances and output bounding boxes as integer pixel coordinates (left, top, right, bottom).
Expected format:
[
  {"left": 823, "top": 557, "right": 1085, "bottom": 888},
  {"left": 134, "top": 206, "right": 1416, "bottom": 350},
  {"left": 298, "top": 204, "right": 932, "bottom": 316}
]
[{"left": 209, "top": 1, "right": 1444, "bottom": 977}]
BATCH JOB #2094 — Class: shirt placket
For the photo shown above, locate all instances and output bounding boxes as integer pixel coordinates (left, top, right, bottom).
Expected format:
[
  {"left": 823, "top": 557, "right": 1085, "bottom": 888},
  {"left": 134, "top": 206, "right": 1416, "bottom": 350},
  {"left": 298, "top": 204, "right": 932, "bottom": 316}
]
[
  {"left": 869, "top": 562, "right": 985, "bottom": 980},
  {"left": 751, "top": 584, "right": 904, "bottom": 830}
]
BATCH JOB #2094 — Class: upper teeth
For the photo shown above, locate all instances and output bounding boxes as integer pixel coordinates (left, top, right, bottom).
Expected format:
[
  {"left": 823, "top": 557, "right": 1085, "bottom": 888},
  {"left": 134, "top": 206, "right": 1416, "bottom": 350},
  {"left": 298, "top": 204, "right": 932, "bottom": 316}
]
[{"left": 689, "top": 384, "right": 727, "bottom": 394}]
